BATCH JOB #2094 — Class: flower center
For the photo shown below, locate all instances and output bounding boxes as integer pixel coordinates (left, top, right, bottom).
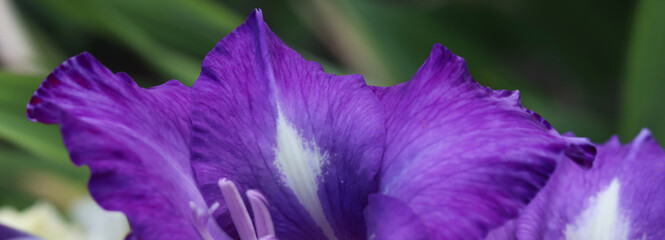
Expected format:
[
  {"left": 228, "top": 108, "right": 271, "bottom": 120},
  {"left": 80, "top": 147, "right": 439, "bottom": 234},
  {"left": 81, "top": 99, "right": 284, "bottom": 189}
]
[{"left": 190, "top": 178, "right": 276, "bottom": 240}]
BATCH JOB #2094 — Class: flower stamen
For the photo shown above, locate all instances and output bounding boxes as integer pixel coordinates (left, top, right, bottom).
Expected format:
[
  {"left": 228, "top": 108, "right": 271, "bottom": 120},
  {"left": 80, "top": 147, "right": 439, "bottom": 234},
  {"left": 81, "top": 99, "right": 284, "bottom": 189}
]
[
  {"left": 247, "top": 189, "right": 275, "bottom": 238},
  {"left": 219, "top": 178, "right": 276, "bottom": 240},
  {"left": 189, "top": 201, "right": 219, "bottom": 240},
  {"left": 190, "top": 179, "right": 276, "bottom": 240},
  {"left": 219, "top": 178, "right": 256, "bottom": 240}
]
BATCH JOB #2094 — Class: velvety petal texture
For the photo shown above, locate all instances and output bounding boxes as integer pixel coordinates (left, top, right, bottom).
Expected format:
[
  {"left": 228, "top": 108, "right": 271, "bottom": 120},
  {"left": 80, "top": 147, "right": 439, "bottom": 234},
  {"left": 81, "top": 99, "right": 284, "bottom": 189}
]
[
  {"left": 191, "top": 10, "right": 384, "bottom": 240},
  {"left": 26, "top": 53, "right": 227, "bottom": 240},
  {"left": 506, "top": 129, "right": 665, "bottom": 240},
  {"left": 366, "top": 45, "right": 596, "bottom": 239}
]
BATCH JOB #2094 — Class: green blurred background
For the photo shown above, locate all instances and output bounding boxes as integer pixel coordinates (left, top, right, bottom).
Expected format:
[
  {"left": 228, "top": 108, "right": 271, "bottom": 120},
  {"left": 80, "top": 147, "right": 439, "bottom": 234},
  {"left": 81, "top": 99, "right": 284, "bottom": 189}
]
[{"left": 0, "top": 0, "right": 663, "bottom": 213}]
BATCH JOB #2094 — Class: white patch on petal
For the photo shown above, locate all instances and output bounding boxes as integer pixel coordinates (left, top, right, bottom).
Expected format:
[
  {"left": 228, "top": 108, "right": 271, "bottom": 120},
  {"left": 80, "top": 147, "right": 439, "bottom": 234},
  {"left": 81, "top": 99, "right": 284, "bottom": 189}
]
[
  {"left": 565, "top": 178, "right": 630, "bottom": 240},
  {"left": 274, "top": 109, "right": 337, "bottom": 240}
]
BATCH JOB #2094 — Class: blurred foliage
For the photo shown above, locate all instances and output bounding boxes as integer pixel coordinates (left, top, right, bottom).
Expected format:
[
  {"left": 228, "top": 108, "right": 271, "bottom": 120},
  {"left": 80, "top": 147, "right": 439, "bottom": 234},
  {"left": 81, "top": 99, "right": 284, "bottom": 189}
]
[
  {"left": 0, "top": 0, "right": 661, "bottom": 208},
  {"left": 621, "top": 0, "right": 665, "bottom": 141}
]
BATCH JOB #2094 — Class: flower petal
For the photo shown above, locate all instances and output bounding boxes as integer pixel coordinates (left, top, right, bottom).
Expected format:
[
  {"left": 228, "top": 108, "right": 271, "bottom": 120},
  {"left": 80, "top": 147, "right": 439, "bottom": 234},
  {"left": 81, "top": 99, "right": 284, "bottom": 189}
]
[
  {"left": 0, "top": 223, "right": 38, "bottom": 240},
  {"left": 191, "top": 10, "right": 384, "bottom": 239},
  {"left": 484, "top": 220, "right": 516, "bottom": 240},
  {"left": 366, "top": 44, "right": 596, "bottom": 239},
  {"left": 508, "top": 129, "right": 665, "bottom": 240},
  {"left": 26, "top": 53, "right": 228, "bottom": 240},
  {"left": 364, "top": 194, "right": 429, "bottom": 240}
]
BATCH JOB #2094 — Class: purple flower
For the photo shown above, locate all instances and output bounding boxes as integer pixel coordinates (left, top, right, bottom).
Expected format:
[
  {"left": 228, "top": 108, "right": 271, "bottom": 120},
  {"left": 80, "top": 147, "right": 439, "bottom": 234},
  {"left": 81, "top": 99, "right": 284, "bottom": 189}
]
[
  {"left": 487, "top": 129, "right": 665, "bottom": 240},
  {"left": 25, "top": 9, "right": 594, "bottom": 240},
  {"left": 0, "top": 223, "right": 36, "bottom": 240}
]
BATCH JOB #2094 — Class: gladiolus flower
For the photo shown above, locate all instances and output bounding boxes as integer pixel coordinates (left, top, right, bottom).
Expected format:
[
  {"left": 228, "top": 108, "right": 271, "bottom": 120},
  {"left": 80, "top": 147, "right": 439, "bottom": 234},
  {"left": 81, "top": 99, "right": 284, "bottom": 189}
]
[{"left": 25, "top": 9, "right": 595, "bottom": 240}]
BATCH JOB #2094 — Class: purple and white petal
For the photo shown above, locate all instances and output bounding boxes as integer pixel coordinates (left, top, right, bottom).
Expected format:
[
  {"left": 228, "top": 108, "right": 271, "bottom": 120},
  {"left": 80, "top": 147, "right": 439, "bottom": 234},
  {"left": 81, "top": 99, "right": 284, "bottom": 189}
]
[
  {"left": 366, "top": 44, "right": 596, "bottom": 239},
  {"left": 26, "top": 53, "right": 228, "bottom": 240},
  {"left": 191, "top": 10, "right": 384, "bottom": 240},
  {"left": 510, "top": 129, "right": 665, "bottom": 240}
]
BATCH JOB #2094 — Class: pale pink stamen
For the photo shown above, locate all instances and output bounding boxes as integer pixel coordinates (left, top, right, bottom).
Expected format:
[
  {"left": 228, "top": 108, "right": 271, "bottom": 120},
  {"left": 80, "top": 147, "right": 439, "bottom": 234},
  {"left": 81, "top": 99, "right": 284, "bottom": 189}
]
[
  {"left": 259, "top": 236, "right": 278, "bottom": 240},
  {"left": 247, "top": 189, "right": 276, "bottom": 238},
  {"left": 219, "top": 178, "right": 257, "bottom": 240},
  {"left": 192, "top": 179, "right": 277, "bottom": 240},
  {"left": 189, "top": 201, "right": 219, "bottom": 240}
]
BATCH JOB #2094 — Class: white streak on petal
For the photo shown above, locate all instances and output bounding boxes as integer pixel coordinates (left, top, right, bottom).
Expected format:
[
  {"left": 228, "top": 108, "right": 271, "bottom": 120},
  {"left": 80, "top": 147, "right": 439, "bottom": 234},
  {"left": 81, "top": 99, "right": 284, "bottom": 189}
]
[
  {"left": 273, "top": 108, "right": 337, "bottom": 240},
  {"left": 565, "top": 178, "right": 630, "bottom": 240}
]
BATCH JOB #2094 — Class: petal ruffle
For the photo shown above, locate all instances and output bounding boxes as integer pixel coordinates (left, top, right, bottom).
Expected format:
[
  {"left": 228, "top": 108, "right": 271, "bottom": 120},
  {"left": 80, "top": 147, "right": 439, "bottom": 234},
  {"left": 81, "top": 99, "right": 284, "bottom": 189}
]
[
  {"left": 506, "top": 129, "right": 665, "bottom": 240},
  {"left": 366, "top": 44, "right": 596, "bottom": 239},
  {"left": 191, "top": 10, "right": 384, "bottom": 239},
  {"left": 26, "top": 53, "right": 227, "bottom": 240}
]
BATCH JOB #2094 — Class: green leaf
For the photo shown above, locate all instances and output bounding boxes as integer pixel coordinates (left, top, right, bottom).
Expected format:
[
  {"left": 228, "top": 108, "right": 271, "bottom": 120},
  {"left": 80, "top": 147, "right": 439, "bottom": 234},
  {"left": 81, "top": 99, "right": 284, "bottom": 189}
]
[
  {"left": 0, "top": 71, "right": 70, "bottom": 164},
  {"left": 0, "top": 145, "right": 87, "bottom": 207},
  {"left": 620, "top": 0, "right": 665, "bottom": 141},
  {"left": 30, "top": 0, "right": 213, "bottom": 84},
  {"left": 0, "top": 71, "right": 86, "bottom": 208},
  {"left": 0, "top": 145, "right": 85, "bottom": 181},
  {"left": 108, "top": 0, "right": 242, "bottom": 54},
  {"left": 0, "top": 147, "right": 43, "bottom": 208}
]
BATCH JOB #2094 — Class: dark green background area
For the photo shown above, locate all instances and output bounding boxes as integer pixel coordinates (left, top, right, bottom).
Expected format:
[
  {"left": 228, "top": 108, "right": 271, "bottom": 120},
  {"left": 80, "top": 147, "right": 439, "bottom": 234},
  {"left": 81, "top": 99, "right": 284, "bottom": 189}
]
[{"left": 0, "top": 0, "right": 663, "bottom": 208}]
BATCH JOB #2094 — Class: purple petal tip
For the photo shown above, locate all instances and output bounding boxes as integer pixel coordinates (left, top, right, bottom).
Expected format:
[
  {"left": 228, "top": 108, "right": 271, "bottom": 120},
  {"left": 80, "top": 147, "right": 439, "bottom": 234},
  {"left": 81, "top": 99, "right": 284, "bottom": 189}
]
[{"left": 564, "top": 139, "right": 597, "bottom": 169}]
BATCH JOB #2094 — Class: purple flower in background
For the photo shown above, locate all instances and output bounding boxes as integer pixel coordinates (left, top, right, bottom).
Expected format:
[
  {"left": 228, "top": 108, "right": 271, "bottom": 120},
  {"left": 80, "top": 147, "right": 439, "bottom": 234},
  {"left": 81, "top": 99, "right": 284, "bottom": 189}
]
[
  {"left": 25, "top": 9, "right": 596, "bottom": 240},
  {"left": 487, "top": 129, "right": 665, "bottom": 240},
  {"left": 0, "top": 223, "right": 37, "bottom": 240}
]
